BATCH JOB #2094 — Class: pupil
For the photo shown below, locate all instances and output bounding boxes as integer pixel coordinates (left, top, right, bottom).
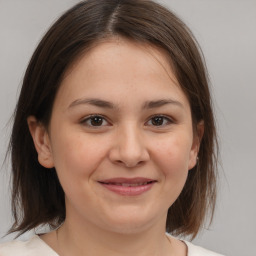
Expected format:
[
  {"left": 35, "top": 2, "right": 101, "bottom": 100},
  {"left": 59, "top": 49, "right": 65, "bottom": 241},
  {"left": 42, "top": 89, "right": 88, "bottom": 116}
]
[
  {"left": 91, "top": 116, "right": 103, "bottom": 126},
  {"left": 152, "top": 117, "right": 163, "bottom": 126}
]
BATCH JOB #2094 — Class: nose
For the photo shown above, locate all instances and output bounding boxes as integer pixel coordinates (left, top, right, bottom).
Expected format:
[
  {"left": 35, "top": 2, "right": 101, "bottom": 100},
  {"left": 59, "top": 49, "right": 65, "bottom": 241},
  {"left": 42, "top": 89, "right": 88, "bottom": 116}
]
[{"left": 108, "top": 125, "right": 150, "bottom": 168}]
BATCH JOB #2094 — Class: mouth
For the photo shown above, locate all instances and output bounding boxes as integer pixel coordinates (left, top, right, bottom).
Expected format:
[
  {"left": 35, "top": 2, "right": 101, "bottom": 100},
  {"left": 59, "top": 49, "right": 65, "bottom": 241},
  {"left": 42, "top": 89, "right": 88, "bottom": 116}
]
[{"left": 98, "top": 178, "right": 157, "bottom": 196}]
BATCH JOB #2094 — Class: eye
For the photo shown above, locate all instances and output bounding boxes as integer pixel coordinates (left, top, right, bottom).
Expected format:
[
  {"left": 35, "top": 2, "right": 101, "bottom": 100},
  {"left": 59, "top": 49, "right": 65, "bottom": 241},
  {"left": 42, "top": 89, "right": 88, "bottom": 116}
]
[
  {"left": 81, "top": 115, "right": 110, "bottom": 127},
  {"left": 146, "top": 115, "right": 173, "bottom": 127}
]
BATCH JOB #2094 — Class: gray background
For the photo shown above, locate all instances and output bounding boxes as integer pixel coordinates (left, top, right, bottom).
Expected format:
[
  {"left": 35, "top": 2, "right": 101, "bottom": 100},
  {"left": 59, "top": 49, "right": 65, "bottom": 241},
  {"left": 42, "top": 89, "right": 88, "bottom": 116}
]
[{"left": 0, "top": 0, "right": 255, "bottom": 255}]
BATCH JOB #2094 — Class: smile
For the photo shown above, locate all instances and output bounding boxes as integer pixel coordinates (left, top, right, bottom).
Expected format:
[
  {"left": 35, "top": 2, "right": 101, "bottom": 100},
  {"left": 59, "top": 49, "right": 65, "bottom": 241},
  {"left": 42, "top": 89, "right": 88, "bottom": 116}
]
[{"left": 98, "top": 178, "right": 157, "bottom": 196}]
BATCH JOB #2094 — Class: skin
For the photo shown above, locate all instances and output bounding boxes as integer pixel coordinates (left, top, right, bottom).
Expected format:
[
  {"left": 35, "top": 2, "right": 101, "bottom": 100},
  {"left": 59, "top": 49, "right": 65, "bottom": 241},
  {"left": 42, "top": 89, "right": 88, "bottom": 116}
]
[{"left": 28, "top": 38, "right": 203, "bottom": 256}]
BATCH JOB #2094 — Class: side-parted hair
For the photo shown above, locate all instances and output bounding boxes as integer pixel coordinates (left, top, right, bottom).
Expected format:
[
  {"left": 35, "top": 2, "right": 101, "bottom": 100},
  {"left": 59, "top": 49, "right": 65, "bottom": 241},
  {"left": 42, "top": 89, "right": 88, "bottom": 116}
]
[{"left": 9, "top": 0, "right": 218, "bottom": 239}]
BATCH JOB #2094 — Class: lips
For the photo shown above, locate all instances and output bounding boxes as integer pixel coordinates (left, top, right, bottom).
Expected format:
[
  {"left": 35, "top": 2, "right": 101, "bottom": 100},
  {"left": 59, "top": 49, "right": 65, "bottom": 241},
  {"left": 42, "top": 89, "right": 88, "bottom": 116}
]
[{"left": 98, "top": 177, "right": 157, "bottom": 196}]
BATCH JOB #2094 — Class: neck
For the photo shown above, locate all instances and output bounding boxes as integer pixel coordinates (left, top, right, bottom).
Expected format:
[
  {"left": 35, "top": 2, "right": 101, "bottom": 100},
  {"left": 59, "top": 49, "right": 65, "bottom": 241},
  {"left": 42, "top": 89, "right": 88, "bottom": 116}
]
[{"left": 56, "top": 215, "right": 172, "bottom": 256}]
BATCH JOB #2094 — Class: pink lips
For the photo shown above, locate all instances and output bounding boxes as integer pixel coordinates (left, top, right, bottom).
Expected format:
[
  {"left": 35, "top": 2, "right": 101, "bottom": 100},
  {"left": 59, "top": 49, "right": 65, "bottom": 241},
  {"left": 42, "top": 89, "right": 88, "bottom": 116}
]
[{"left": 98, "top": 177, "right": 157, "bottom": 196}]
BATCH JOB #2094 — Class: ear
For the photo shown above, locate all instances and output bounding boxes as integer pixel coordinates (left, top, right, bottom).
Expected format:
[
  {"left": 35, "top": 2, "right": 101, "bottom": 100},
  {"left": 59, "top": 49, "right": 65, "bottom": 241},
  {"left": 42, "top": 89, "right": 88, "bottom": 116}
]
[
  {"left": 188, "top": 120, "right": 204, "bottom": 170},
  {"left": 27, "top": 116, "right": 54, "bottom": 168}
]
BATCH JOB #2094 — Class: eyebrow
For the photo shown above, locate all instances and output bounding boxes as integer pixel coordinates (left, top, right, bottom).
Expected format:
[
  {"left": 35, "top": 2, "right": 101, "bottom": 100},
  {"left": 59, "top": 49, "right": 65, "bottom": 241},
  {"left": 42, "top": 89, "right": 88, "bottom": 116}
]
[
  {"left": 68, "top": 98, "right": 183, "bottom": 110},
  {"left": 68, "top": 98, "right": 116, "bottom": 109},
  {"left": 142, "top": 99, "right": 183, "bottom": 109}
]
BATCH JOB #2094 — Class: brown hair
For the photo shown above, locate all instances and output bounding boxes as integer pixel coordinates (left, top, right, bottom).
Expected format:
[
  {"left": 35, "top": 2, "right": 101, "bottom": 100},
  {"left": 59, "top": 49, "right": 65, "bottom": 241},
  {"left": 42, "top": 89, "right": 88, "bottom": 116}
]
[{"left": 9, "top": 0, "right": 218, "bottom": 239}]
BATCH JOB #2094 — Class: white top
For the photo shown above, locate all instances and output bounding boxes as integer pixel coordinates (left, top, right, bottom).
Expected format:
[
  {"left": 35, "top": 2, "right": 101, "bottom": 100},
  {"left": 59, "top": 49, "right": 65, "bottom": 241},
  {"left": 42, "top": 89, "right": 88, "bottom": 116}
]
[{"left": 0, "top": 235, "right": 225, "bottom": 256}]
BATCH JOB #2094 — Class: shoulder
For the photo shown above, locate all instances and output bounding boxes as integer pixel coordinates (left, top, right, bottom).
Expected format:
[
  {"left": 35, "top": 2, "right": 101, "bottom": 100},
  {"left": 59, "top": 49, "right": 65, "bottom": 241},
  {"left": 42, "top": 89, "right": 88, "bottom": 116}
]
[
  {"left": 165, "top": 233, "right": 225, "bottom": 256},
  {"left": 184, "top": 240, "right": 225, "bottom": 256},
  {"left": 0, "top": 235, "right": 58, "bottom": 256}
]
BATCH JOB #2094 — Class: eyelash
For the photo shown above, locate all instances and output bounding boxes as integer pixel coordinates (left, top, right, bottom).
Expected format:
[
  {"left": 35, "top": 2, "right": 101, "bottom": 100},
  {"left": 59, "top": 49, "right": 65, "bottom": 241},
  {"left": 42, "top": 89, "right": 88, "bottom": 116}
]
[
  {"left": 80, "top": 114, "right": 110, "bottom": 128},
  {"left": 80, "top": 114, "right": 174, "bottom": 128},
  {"left": 145, "top": 115, "right": 174, "bottom": 127}
]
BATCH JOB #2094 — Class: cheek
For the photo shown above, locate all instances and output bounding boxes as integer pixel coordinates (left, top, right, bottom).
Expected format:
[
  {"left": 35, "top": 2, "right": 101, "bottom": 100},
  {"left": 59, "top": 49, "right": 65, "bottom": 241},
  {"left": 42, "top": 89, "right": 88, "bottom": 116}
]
[
  {"left": 50, "top": 132, "right": 108, "bottom": 180},
  {"left": 152, "top": 135, "right": 192, "bottom": 181},
  {"left": 155, "top": 136, "right": 191, "bottom": 169},
  {"left": 49, "top": 133, "right": 108, "bottom": 207}
]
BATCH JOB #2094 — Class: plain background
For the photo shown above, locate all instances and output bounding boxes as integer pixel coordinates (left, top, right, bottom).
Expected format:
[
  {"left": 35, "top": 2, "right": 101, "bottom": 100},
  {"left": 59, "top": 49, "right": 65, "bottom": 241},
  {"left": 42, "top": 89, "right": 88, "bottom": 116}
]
[{"left": 0, "top": 0, "right": 255, "bottom": 255}]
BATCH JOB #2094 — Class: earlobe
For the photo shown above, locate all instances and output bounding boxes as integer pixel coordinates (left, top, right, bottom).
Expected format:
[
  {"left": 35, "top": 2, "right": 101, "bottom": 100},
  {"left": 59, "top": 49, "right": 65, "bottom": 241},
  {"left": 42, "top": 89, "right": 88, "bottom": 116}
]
[
  {"left": 189, "top": 120, "right": 204, "bottom": 170},
  {"left": 27, "top": 116, "right": 54, "bottom": 168}
]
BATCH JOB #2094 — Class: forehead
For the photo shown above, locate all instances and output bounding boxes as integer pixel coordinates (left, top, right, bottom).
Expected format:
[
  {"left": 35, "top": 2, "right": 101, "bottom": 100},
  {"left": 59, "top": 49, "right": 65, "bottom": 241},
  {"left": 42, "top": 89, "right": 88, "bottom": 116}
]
[
  {"left": 55, "top": 38, "right": 189, "bottom": 110},
  {"left": 63, "top": 38, "right": 177, "bottom": 85}
]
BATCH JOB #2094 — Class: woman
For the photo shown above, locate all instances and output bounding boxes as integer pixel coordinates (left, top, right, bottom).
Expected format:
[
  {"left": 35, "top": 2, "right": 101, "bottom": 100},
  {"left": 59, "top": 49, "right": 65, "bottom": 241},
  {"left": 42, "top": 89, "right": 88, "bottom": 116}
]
[{"left": 0, "top": 0, "right": 224, "bottom": 255}]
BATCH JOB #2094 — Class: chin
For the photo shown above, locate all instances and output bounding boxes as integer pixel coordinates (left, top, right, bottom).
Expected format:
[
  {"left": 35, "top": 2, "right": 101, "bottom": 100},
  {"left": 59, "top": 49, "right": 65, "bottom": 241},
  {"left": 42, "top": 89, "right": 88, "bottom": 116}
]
[
  {"left": 106, "top": 222, "right": 153, "bottom": 235},
  {"left": 100, "top": 211, "right": 162, "bottom": 235}
]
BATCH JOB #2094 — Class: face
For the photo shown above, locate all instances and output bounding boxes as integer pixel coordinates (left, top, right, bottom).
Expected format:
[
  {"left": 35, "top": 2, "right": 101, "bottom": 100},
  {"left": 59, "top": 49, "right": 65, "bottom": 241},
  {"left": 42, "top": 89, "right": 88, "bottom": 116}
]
[{"left": 29, "top": 38, "right": 201, "bottom": 234}]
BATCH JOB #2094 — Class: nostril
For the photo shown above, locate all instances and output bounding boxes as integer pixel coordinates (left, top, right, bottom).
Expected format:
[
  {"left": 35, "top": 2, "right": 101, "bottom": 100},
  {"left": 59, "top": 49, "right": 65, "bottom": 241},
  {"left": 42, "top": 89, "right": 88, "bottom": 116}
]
[
  {"left": 109, "top": 144, "right": 150, "bottom": 168},
  {"left": 116, "top": 160, "right": 145, "bottom": 168}
]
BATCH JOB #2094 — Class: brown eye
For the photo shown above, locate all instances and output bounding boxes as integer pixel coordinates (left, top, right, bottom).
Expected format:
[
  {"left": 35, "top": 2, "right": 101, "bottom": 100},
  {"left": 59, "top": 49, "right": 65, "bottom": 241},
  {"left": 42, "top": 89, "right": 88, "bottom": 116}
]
[
  {"left": 151, "top": 116, "right": 164, "bottom": 126},
  {"left": 90, "top": 116, "right": 104, "bottom": 126},
  {"left": 82, "top": 115, "right": 109, "bottom": 127},
  {"left": 146, "top": 115, "right": 173, "bottom": 127}
]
